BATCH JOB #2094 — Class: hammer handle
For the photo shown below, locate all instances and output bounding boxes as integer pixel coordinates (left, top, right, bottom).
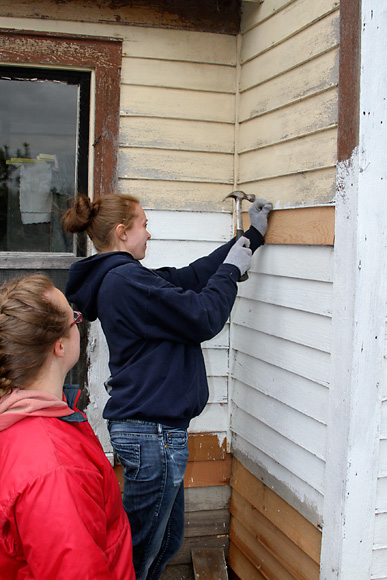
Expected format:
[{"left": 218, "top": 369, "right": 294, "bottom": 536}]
[{"left": 236, "top": 228, "right": 249, "bottom": 282}]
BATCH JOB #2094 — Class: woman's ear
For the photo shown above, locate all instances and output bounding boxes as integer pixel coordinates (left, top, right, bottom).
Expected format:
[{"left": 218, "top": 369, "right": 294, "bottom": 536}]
[
  {"left": 53, "top": 338, "right": 65, "bottom": 358},
  {"left": 115, "top": 223, "right": 127, "bottom": 241}
]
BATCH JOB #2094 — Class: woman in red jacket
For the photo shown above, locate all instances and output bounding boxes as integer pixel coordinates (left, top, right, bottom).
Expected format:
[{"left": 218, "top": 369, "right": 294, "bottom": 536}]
[{"left": 0, "top": 273, "right": 135, "bottom": 580}]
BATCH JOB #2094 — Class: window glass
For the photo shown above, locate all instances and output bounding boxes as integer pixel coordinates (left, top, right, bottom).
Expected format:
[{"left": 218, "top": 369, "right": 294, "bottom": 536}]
[{"left": 0, "top": 68, "right": 89, "bottom": 253}]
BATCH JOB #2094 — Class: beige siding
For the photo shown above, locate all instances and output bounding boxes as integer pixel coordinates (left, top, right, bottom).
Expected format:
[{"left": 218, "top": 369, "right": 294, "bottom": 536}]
[{"left": 237, "top": 0, "right": 339, "bottom": 207}]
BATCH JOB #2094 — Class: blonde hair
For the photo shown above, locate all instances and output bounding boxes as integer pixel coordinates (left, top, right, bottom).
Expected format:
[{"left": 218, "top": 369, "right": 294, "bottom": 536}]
[
  {"left": 0, "top": 274, "right": 69, "bottom": 397},
  {"left": 61, "top": 193, "right": 140, "bottom": 253}
]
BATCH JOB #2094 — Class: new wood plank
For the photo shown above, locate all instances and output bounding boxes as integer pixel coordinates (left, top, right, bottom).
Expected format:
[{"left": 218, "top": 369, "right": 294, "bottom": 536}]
[
  {"left": 231, "top": 458, "right": 322, "bottom": 564},
  {"left": 188, "top": 433, "right": 227, "bottom": 462},
  {"left": 184, "top": 456, "right": 231, "bottom": 488},
  {"left": 264, "top": 206, "right": 335, "bottom": 245},
  {"left": 230, "top": 518, "right": 295, "bottom": 580},
  {"left": 120, "top": 85, "right": 235, "bottom": 123},
  {"left": 241, "top": 0, "right": 339, "bottom": 62},
  {"left": 121, "top": 58, "right": 235, "bottom": 93},
  {"left": 240, "top": 11, "right": 339, "bottom": 91},
  {"left": 120, "top": 117, "right": 235, "bottom": 153},
  {"left": 230, "top": 490, "right": 320, "bottom": 579},
  {"left": 228, "top": 544, "right": 266, "bottom": 580}
]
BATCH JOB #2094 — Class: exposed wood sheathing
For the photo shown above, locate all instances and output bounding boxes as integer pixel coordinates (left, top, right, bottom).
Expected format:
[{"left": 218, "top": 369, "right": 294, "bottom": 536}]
[{"left": 229, "top": 459, "right": 322, "bottom": 580}]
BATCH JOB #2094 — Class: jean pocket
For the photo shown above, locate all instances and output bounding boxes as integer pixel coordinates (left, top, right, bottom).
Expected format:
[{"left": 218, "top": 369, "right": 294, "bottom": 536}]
[
  {"left": 111, "top": 436, "right": 141, "bottom": 480},
  {"left": 165, "top": 430, "right": 188, "bottom": 450}
]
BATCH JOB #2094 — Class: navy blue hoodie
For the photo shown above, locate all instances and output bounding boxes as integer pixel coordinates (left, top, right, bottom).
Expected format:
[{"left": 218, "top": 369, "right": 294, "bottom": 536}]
[{"left": 65, "top": 227, "right": 264, "bottom": 428}]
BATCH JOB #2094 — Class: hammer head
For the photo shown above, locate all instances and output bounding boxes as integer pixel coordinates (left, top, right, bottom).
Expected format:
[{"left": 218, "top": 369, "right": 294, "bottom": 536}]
[{"left": 223, "top": 190, "right": 256, "bottom": 203}]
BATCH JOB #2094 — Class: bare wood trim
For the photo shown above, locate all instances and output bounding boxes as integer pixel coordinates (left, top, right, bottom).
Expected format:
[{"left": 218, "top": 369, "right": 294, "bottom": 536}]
[
  {"left": 0, "top": 29, "right": 122, "bottom": 198},
  {"left": 184, "top": 456, "right": 231, "bottom": 488},
  {"left": 188, "top": 433, "right": 227, "bottom": 462},
  {"left": 230, "top": 490, "right": 320, "bottom": 580},
  {"left": 228, "top": 544, "right": 266, "bottom": 580},
  {"left": 242, "top": 205, "right": 335, "bottom": 245},
  {"left": 231, "top": 458, "right": 321, "bottom": 564},
  {"left": 337, "top": 0, "right": 361, "bottom": 161}
]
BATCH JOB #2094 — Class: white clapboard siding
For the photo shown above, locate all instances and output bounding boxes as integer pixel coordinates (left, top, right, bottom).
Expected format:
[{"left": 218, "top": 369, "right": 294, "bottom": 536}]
[
  {"left": 189, "top": 402, "right": 228, "bottom": 434},
  {"left": 142, "top": 209, "right": 233, "bottom": 242},
  {"left": 230, "top": 244, "right": 333, "bottom": 518}
]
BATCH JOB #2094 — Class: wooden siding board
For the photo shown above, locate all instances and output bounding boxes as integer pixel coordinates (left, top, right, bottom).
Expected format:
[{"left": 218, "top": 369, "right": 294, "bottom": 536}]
[
  {"left": 232, "top": 437, "right": 324, "bottom": 520},
  {"left": 232, "top": 298, "right": 332, "bottom": 352},
  {"left": 241, "top": 0, "right": 339, "bottom": 62},
  {"left": 119, "top": 148, "right": 233, "bottom": 183},
  {"left": 238, "top": 272, "right": 333, "bottom": 316},
  {"left": 239, "top": 88, "right": 338, "bottom": 152},
  {"left": 238, "top": 167, "right": 337, "bottom": 208},
  {"left": 120, "top": 85, "right": 235, "bottom": 123},
  {"left": 185, "top": 509, "right": 230, "bottom": 538},
  {"left": 230, "top": 490, "right": 320, "bottom": 579},
  {"left": 184, "top": 456, "right": 231, "bottom": 488},
  {"left": 142, "top": 210, "right": 232, "bottom": 242},
  {"left": 230, "top": 406, "right": 325, "bottom": 493},
  {"left": 239, "top": 48, "right": 339, "bottom": 120},
  {"left": 232, "top": 351, "right": 329, "bottom": 423},
  {"left": 119, "top": 117, "right": 235, "bottom": 153},
  {"left": 228, "top": 543, "right": 266, "bottom": 580},
  {"left": 184, "top": 485, "right": 231, "bottom": 513},
  {"left": 238, "top": 128, "right": 337, "bottom": 183},
  {"left": 118, "top": 180, "right": 234, "bottom": 212},
  {"left": 263, "top": 206, "right": 335, "bottom": 245},
  {"left": 231, "top": 458, "right": 322, "bottom": 563},
  {"left": 232, "top": 325, "right": 331, "bottom": 386},
  {"left": 241, "top": 0, "right": 294, "bottom": 32},
  {"left": 250, "top": 245, "right": 334, "bottom": 282},
  {"left": 189, "top": 403, "right": 228, "bottom": 434},
  {"left": 240, "top": 11, "right": 339, "bottom": 90},
  {"left": 230, "top": 518, "right": 295, "bottom": 580},
  {"left": 121, "top": 58, "right": 235, "bottom": 93},
  {"left": 232, "top": 381, "right": 326, "bottom": 459}
]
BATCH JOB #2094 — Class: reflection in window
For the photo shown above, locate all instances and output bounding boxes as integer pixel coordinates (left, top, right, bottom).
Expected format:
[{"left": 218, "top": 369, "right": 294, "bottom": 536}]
[{"left": 0, "top": 68, "right": 90, "bottom": 253}]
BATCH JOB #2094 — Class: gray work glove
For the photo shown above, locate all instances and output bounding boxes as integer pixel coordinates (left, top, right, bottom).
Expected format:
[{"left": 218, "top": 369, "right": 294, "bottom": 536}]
[
  {"left": 224, "top": 236, "right": 252, "bottom": 277},
  {"left": 248, "top": 198, "right": 273, "bottom": 236}
]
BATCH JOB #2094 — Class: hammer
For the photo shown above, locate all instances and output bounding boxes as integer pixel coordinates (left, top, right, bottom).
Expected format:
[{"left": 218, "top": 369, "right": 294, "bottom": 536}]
[{"left": 223, "top": 190, "right": 256, "bottom": 281}]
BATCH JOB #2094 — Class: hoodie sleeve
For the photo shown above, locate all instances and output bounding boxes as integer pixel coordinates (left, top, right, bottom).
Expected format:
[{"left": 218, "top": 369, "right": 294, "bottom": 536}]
[
  {"left": 99, "top": 260, "right": 240, "bottom": 344},
  {"left": 154, "top": 226, "right": 264, "bottom": 291}
]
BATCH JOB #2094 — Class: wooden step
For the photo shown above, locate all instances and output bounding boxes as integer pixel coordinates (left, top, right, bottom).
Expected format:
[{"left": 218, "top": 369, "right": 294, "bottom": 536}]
[{"left": 191, "top": 548, "right": 229, "bottom": 580}]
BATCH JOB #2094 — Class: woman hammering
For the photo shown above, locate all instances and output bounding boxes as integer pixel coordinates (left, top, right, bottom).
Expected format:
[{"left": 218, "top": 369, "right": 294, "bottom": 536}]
[
  {"left": 61, "top": 193, "right": 272, "bottom": 580},
  {"left": 0, "top": 273, "right": 135, "bottom": 579}
]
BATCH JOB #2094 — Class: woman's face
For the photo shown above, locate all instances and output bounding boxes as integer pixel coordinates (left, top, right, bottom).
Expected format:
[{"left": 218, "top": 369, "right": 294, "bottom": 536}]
[
  {"left": 119, "top": 205, "right": 151, "bottom": 260},
  {"left": 49, "top": 287, "right": 80, "bottom": 371}
]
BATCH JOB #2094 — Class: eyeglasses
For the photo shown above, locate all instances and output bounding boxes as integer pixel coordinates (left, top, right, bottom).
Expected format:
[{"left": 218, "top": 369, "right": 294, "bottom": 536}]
[{"left": 70, "top": 310, "right": 83, "bottom": 327}]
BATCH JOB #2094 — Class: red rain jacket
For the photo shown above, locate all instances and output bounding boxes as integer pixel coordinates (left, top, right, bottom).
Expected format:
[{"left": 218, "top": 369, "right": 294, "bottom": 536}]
[{"left": 0, "top": 387, "right": 135, "bottom": 579}]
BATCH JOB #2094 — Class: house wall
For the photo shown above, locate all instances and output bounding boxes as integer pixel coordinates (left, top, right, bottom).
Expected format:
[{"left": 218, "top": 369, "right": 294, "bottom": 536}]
[
  {"left": 228, "top": 0, "right": 339, "bottom": 577},
  {"left": 0, "top": 8, "right": 239, "bottom": 564}
]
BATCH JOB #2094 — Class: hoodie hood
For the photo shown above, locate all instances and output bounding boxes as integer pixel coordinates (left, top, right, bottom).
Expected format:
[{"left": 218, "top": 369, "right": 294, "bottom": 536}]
[
  {"left": 0, "top": 389, "right": 72, "bottom": 431},
  {"left": 65, "top": 252, "right": 135, "bottom": 321}
]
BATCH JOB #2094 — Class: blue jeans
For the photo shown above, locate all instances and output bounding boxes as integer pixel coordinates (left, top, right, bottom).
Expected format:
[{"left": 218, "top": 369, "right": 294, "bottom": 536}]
[{"left": 108, "top": 419, "right": 189, "bottom": 580}]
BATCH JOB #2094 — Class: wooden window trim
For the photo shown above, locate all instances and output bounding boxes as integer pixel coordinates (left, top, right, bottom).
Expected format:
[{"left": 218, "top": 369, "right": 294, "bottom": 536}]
[{"left": 0, "top": 28, "right": 122, "bottom": 199}]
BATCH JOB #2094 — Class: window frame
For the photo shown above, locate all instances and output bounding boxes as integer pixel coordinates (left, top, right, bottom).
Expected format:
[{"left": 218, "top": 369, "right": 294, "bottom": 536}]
[{"left": 0, "top": 28, "right": 122, "bottom": 266}]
